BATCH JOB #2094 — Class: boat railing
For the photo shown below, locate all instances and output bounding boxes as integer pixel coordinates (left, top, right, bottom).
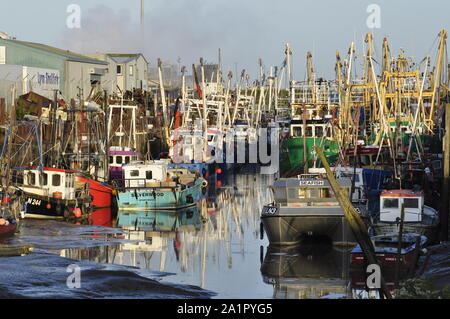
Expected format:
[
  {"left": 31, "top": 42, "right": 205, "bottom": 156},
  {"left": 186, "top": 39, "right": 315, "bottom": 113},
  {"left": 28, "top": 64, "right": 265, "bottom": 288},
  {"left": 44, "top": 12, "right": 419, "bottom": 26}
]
[
  {"left": 113, "top": 178, "right": 178, "bottom": 191},
  {"left": 297, "top": 174, "right": 323, "bottom": 179}
]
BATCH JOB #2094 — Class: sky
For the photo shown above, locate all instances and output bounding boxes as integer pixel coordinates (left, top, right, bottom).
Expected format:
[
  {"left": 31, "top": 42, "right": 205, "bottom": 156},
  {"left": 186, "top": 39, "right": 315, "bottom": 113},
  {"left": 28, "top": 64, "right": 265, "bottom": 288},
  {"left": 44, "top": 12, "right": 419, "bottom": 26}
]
[{"left": 1, "top": 0, "right": 449, "bottom": 80}]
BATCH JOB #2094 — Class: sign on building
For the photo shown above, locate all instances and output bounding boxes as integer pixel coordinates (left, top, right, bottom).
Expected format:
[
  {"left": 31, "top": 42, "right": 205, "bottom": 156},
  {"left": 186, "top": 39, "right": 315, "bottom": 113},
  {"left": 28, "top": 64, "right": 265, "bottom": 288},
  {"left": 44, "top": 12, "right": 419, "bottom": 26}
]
[{"left": 0, "top": 46, "right": 5, "bottom": 64}]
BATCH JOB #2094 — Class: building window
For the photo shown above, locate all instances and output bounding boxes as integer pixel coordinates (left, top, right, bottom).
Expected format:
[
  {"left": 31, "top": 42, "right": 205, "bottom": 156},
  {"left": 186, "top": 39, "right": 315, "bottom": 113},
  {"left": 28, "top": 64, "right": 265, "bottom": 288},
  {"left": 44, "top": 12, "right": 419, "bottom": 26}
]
[
  {"left": 129, "top": 65, "right": 133, "bottom": 75},
  {"left": 117, "top": 65, "right": 122, "bottom": 75}
]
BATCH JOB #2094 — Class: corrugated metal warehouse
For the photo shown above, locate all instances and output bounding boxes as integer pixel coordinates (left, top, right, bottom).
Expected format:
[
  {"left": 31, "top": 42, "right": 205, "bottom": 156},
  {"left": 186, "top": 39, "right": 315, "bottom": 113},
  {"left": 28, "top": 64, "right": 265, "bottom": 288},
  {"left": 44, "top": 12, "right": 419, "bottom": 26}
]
[{"left": 0, "top": 38, "right": 114, "bottom": 100}]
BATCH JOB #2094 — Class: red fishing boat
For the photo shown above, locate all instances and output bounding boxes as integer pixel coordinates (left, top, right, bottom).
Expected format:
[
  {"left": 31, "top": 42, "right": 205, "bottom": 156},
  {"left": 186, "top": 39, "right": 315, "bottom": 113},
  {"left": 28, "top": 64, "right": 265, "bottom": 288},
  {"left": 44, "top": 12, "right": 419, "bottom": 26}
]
[{"left": 15, "top": 167, "right": 114, "bottom": 227}]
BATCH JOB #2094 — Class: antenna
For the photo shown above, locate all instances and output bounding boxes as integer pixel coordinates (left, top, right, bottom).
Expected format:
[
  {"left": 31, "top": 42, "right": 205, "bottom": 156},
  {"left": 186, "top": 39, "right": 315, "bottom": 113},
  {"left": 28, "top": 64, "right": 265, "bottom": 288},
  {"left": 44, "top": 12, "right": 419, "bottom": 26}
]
[{"left": 140, "top": 0, "right": 145, "bottom": 33}]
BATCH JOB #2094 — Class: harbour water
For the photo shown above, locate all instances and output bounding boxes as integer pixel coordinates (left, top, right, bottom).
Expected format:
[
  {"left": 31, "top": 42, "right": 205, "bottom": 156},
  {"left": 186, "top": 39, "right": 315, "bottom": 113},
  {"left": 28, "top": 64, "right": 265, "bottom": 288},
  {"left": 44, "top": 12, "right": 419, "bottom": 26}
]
[{"left": 0, "top": 172, "right": 365, "bottom": 299}]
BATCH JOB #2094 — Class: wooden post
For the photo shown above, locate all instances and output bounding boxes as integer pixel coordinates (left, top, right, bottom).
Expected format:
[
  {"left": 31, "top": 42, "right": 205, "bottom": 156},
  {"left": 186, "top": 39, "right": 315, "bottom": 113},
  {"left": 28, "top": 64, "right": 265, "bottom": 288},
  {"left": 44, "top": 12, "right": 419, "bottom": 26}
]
[
  {"left": 395, "top": 204, "right": 405, "bottom": 286},
  {"left": 441, "top": 103, "right": 450, "bottom": 241},
  {"left": 315, "top": 146, "right": 393, "bottom": 299}
]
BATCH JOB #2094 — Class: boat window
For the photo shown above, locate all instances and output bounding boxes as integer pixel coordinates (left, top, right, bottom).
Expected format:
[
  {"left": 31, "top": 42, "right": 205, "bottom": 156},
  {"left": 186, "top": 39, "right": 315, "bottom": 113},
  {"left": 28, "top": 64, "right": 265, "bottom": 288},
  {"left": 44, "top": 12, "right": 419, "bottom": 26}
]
[
  {"left": 28, "top": 172, "right": 36, "bottom": 186},
  {"left": 52, "top": 174, "right": 61, "bottom": 187},
  {"left": 65, "top": 174, "right": 72, "bottom": 188},
  {"left": 116, "top": 156, "right": 123, "bottom": 164},
  {"left": 109, "top": 156, "right": 114, "bottom": 164},
  {"left": 185, "top": 137, "right": 192, "bottom": 145},
  {"left": 320, "top": 188, "right": 331, "bottom": 198},
  {"left": 315, "top": 126, "right": 324, "bottom": 137},
  {"left": 341, "top": 173, "right": 360, "bottom": 182},
  {"left": 293, "top": 127, "right": 302, "bottom": 137},
  {"left": 383, "top": 198, "right": 399, "bottom": 209},
  {"left": 130, "top": 170, "right": 140, "bottom": 177},
  {"left": 326, "top": 127, "right": 332, "bottom": 137},
  {"left": 306, "top": 126, "right": 313, "bottom": 137},
  {"left": 360, "top": 155, "right": 371, "bottom": 166},
  {"left": 307, "top": 188, "right": 319, "bottom": 198},
  {"left": 208, "top": 135, "right": 214, "bottom": 142},
  {"left": 125, "top": 156, "right": 130, "bottom": 164},
  {"left": 42, "top": 173, "right": 48, "bottom": 186},
  {"left": 404, "top": 198, "right": 419, "bottom": 209},
  {"left": 298, "top": 188, "right": 307, "bottom": 198},
  {"left": 146, "top": 171, "right": 153, "bottom": 180},
  {"left": 288, "top": 189, "right": 296, "bottom": 199}
]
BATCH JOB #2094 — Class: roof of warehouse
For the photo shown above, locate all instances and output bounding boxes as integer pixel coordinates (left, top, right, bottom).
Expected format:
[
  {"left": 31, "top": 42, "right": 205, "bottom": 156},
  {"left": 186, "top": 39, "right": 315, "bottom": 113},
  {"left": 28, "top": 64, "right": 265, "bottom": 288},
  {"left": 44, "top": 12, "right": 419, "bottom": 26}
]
[
  {"left": 0, "top": 38, "right": 108, "bottom": 65},
  {"left": 107, "top": 53, "right": 148, "bottom": 64}
]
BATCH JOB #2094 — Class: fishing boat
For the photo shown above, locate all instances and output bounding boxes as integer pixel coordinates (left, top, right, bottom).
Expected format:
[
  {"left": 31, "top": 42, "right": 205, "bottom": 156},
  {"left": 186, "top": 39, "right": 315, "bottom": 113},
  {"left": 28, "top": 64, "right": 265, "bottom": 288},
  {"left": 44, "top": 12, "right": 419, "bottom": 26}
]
[
  {"left": 116, "top": 161, "right": 207, "bottom": 212},
  {"left": 350, "top": 232, "right": 427, "bottom": 268},
  {"left": 15, "top": 167, "right": 114, "bottom": 226},
  {"left": 370, "top": 189, "right": 440, "bottom": 242},
  {"left": 261, "top": 174, "right": 357, "bottom": 246}
]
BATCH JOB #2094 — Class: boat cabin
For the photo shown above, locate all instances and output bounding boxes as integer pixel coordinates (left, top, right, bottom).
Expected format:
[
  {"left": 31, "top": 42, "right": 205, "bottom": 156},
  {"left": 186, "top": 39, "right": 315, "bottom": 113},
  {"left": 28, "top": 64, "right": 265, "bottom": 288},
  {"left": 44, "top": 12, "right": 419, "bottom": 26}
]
[
  {"left": 379, "top": 190, "right": 423, "bottom": 223},
  {"left": 271, "top": 174, "right": 352, "bottom": 207},
  {"left": 123, "top": 162, "right": 168, "bottom": 188},
  {"left": 108, "top": 147, "right": 140, "bottom": 168},
  {"left": 17, "top": 168, "right": 76, "bottom": 200},
  {"left": 290, "top": 123, "right": 332, "bottom": 138}
]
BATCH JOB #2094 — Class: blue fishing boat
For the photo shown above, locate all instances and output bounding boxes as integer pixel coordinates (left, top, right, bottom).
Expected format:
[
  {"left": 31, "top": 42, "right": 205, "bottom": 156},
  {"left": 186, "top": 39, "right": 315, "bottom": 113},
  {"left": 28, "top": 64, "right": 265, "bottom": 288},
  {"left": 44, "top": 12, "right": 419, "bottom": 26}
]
[{"left": 116, "top": 161, "right": 208, "bottom": 211}]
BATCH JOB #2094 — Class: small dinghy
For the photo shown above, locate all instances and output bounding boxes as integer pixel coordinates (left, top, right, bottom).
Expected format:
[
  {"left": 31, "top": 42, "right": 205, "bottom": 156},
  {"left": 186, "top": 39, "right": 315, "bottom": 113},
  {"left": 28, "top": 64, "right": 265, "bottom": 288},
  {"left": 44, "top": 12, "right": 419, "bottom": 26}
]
[
  {"left": 350, "top": 233, "right": 427, "bottom": 268},
  {"left": 0, "top": 216, "right": 17, "bottom": 239}
]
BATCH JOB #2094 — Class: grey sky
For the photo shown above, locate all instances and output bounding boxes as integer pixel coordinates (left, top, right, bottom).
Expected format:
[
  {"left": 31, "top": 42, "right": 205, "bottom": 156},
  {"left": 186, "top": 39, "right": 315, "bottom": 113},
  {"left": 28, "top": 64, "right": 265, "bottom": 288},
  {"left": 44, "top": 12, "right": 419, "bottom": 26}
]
[{"left": 1, "top": 0, "right": 449, "bottom": 80}]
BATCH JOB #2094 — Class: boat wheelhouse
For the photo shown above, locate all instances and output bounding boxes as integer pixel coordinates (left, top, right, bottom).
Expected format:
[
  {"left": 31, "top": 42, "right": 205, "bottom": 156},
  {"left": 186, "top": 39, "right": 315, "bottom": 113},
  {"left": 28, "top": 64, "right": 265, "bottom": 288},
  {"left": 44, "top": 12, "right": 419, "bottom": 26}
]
[
  {"left": 261, "top": 174, "right": 357, "bottom": 246},
  {"left": 108, "top": 146, "right": 140, "bottom": 185},
  {"left": 280, "top": 119, "right": 340, "bottom": 176},
  {"left": 371, "top": 189, "right": 439, "bottom": 242}
]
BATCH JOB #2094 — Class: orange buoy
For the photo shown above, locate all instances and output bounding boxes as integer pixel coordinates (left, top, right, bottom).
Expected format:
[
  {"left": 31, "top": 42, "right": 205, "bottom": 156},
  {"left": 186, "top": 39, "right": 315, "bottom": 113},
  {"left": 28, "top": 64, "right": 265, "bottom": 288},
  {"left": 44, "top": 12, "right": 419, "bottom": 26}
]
[
  {"left": 46, "top": 203, "right": 51, "bottom": 209},
  {"left": 0, "top": 218, "right": 5, "bottom": 226},
  {"left": 216, "top": 168, "right": 222, "bottom": 174},
  {"left": 74, "top": 208, "right": 82, "bottom": 218}
]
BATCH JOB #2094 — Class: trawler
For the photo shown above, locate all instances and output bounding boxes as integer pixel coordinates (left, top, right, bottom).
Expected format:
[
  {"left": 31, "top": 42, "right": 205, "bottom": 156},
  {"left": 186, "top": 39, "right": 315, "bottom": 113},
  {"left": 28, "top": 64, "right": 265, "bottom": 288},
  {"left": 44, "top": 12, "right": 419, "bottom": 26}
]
[
  {"left": 16, "top": 167, "right": 114, "bottom": 226},
  {"left": 279, "top": 50, "right": 340, "bottom": 176},
  {"left": 116, "top": 161, "right": 207, "bottom": 212},
  {"left": 261, "top": 174, "right": 357, "bottom": 246}
]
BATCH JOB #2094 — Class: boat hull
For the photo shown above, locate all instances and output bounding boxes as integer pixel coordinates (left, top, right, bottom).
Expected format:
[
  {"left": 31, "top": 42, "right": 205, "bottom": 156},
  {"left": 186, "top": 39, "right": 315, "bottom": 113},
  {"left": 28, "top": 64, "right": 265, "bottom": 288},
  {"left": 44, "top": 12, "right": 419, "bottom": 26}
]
[
  {"left": 117, "top": 180, "right": 205, "bottom": 211},
  {"left": 0, "top": 224, "right": 17, "bottom": 238},
  {"left": 261, "top": 205, "right": 356, "bottom": 246}
]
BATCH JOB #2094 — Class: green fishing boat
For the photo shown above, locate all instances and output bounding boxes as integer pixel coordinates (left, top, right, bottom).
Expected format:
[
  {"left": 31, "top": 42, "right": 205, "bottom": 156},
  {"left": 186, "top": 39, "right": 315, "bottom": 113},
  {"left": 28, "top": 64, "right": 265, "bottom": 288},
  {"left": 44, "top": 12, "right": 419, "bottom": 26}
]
[{"left": 280, "top": 120, "right": 340, "bottom": 176}]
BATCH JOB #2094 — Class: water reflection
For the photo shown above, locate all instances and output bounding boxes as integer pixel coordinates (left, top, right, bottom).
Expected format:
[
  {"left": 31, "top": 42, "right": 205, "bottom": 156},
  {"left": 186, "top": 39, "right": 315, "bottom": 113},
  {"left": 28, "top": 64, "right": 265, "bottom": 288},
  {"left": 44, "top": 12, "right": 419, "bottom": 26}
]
[
  {"left": 60, "top": 174, "right": 276, "bottom": 297},
  {"left": 260, "top": 244, "right": 351, "bottom": 299}
]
